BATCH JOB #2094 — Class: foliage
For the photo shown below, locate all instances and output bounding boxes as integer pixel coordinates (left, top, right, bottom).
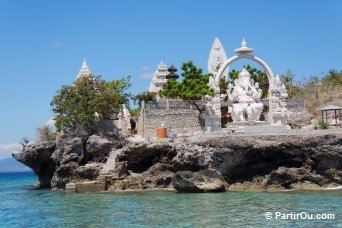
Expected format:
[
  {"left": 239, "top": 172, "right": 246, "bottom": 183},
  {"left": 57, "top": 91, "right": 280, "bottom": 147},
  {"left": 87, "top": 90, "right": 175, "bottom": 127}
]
[
  {"left": 21, "top": 137, "right": 30, "bottom": 147},
  {"left": 50, "top": 75, "right": 131, "bottom": 132},
  {"left": 219, "top": 77, "right": 228, "bottom": 95},
  {"left": 228, "top": 64, "right": 267, "bottom": 84},
  {"left": 160, "top": 61, "right": 215, "bottom": 102},
  {"left": 280, "top": 70, "right": 297, "bottom": 98},
  {"left": 314, "top": 121, "right": 329, "bottom": 130},
  {"left": 228, "top": 64, "right": 268, "bottom": 97},
  {"left": 133, "top": 92, "right": 157, "bottom": 107},
  {"left": 36, "top": 125, "right": 56, "bottom": 142},
  {"left": 130, "top": 92, "right": 157, "bottom": 117}
]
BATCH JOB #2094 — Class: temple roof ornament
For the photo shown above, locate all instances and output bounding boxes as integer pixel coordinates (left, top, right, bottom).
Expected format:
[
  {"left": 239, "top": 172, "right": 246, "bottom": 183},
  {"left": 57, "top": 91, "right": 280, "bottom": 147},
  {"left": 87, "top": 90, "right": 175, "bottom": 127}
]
[
  {"left": 234, "top": 37, "right": 254, "bottom": 54},
  {"left": 166, "top": 64, "right": 179, "bottom": 80},
  {"left": 76, "top": 58, "right": 92, "bottom": 80}
]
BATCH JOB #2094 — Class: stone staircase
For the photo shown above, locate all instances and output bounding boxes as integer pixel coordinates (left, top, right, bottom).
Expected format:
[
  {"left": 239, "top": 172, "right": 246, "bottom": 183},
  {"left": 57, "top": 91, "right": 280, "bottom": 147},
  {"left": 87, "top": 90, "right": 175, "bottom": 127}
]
[{"left": 98, "top": 148, "right": 122, "bottom": 179}]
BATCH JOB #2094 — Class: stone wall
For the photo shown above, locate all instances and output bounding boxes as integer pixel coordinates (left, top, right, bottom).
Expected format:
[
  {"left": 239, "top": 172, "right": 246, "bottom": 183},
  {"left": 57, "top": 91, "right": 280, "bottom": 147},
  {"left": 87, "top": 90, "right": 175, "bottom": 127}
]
[
  {"left": 139, "top": 100, "right": 202, "bottom": 138},
  {"left": 286, "top": 99, "right": 311, "bottom": 126},
  {"left": 137, "top": 99, "right": 309, "bottom": 138}
]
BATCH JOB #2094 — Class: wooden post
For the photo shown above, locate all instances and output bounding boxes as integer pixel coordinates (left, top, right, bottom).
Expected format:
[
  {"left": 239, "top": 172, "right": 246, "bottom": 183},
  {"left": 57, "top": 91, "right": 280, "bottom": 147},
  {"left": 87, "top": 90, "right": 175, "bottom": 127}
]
[
  {"left": 326, "top": 110, "right": 328, "bottom": 124},
  {"left": 321, "top": 111, "right": 324, "bottom": 123},
  {"left": 335, "top": 109, "right": 337, "bottom": 127}
]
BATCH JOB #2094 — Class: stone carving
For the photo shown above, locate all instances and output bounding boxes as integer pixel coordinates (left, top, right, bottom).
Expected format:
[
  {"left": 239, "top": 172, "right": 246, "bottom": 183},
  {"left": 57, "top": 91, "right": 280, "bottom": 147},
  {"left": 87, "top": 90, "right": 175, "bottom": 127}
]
[
  {"left": 115, "top": 105, "right": 131, "bottom": 136},
  {"left": 208, "top": 75, "right": 220, "bottom": 94},
  {"left": 227, "top": 68, "right": 263, "bottom": 122},
  {"left": 203, "top": 95, "right": 222, "bottom": 132},
  {"left": 208, "top": 37, "right": 228, "bottom": 77}
]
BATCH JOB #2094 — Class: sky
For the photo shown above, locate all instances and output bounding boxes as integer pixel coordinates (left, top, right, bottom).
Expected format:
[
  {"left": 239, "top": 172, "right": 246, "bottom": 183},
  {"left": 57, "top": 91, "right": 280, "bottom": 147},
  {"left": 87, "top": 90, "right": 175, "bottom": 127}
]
[{"left": 0, "top": 0, "right": 341, "bottom": 159}]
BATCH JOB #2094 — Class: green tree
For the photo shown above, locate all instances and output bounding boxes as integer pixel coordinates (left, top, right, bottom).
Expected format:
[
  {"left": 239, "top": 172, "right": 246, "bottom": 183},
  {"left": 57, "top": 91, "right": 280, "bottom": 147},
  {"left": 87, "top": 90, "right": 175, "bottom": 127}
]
[
  {"left": 130, "top": 92, "right": 157, "bottom": 117},
  {"left": 50, "top": 75, "right": 131, "bottom": 133},
  {"left": 228, "top": 64, "right": 267, "bottom": 84},
  {"left": 159, "top": 61, "right": 215, "bottom": 124},
  {"left": 228, "top": 64, "right": 268, "bottom": 98}
]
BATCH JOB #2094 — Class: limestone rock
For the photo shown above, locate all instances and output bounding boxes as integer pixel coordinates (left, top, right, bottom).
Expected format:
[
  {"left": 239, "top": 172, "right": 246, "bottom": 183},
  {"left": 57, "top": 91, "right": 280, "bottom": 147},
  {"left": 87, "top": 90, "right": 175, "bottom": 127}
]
[
  {"left": 86, "top": 135, "right": 113, "bottom": 156},
  {"left": 12, "top": 141, "right": 56, "bottom": 188},
  {"left": 75, "top": 163, "right": 102, "bottom": 180},
  {"left": 172, "top": 170, "right": 227, "bottom": 193},
  {"left": 52, "top": 137, "right": 85, "bottom": 165}
]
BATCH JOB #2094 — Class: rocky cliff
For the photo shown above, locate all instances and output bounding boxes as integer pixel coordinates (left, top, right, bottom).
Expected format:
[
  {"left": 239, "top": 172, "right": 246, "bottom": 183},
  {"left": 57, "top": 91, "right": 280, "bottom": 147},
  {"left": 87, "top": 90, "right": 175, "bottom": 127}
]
[{"left": 13, "top": 132, "right": 342, "bottom": 192}]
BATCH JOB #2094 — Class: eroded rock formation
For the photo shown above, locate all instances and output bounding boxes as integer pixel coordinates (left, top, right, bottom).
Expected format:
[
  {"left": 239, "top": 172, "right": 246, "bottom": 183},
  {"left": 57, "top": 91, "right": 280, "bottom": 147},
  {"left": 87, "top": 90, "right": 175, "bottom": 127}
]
[{"left": 13, "top": 132, "right": 342, "bottom": 192}]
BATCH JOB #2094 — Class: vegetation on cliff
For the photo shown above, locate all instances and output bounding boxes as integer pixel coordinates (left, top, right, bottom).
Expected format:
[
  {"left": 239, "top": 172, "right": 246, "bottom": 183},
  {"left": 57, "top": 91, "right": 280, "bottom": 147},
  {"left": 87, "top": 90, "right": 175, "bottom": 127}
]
[{"left": 50, "top": 75, "right": 131, "bottom": 133}]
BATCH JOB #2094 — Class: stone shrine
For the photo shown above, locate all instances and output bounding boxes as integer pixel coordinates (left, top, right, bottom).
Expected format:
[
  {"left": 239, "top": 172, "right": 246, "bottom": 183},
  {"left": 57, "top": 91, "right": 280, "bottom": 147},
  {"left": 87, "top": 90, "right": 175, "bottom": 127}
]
[{"left": 213, "top": 38, "right": 289, "bottom": 126}]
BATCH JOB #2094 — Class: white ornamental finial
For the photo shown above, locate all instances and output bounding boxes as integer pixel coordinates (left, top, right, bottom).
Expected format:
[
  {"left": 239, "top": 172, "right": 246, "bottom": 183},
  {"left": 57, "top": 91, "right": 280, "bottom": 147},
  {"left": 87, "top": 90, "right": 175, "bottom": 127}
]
[
  {"left": 242, "top": 37, "right": 246, "bottom": 47},
  {"left": 235, "top": 37, "right": 254, "bottom": 54}
]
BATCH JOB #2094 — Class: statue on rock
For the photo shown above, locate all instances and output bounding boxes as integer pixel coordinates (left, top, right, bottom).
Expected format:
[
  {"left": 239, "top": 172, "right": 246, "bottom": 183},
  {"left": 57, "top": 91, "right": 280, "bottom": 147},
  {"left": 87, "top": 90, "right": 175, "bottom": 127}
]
[{"left": 227, "top": 68, "right": 264, "bottom": 122}]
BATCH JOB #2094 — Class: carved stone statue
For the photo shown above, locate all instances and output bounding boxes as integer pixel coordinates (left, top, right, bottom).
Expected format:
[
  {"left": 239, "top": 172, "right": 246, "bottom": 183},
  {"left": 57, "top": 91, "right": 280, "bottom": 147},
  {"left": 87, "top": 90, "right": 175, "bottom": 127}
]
[{"left": 227, "top": 68, "right": 264, "bottom": 122}]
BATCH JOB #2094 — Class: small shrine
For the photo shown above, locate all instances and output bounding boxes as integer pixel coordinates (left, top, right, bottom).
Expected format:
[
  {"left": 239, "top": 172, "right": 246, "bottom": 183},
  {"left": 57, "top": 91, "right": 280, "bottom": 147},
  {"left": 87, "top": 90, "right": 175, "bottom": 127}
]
[{"left": 204, "top": 38, "right": 289, "bottom": 132}]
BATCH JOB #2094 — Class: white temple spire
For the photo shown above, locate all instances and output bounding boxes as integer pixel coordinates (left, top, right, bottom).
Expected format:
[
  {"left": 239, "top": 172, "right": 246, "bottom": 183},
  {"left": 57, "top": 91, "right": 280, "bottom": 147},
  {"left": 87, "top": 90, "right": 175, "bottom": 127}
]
[
  {"left": 148, "top": 61, "right": 168, "bottom": 93},
  {"left": 76, "top": 58, "right": 92, "bottom": 80}
]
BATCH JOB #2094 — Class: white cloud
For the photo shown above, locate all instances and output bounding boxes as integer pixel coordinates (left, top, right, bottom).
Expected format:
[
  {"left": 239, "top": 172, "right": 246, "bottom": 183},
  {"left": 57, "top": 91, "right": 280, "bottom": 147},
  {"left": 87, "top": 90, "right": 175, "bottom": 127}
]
[
  {"left": 0, "top": 143, "right": 22, "bottom": 160},
  {"left": 141, "top": 65, "right": 151, "bottom": 71},
  {"left": 52, "top": 41, "right": 63, "bottom": 48},
  {"left": 140, "top": 72, "right": 154, "bottom": 79},
  {"left": 45, "top": 118, "right": 56, "bottom": 127}
]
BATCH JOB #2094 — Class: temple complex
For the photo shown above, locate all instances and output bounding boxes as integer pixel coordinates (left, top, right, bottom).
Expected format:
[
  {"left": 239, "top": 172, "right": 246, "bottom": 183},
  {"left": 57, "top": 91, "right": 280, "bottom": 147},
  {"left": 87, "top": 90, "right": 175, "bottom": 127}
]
[{"left": 74, "top": 37, "right": 306, "bottom": 139}]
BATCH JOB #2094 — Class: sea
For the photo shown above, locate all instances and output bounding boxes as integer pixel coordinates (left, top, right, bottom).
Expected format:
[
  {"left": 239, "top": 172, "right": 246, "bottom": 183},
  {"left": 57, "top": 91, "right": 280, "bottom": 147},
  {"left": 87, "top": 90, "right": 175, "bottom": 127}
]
[{"left": 0, "top": 172, "right": 341, "bottom": 227}]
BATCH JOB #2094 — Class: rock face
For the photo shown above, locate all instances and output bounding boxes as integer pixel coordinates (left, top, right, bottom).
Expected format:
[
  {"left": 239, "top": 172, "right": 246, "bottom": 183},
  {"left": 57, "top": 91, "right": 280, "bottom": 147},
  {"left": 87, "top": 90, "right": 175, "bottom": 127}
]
[
  {"left": 13, "top": 141, "right": 56, "bottom": 188},
  {"left": 172, "top": 170, "right": 227, "bottom": 193},
  {"left": 13, "top": 132, "right": 342, "bottom": 192}
]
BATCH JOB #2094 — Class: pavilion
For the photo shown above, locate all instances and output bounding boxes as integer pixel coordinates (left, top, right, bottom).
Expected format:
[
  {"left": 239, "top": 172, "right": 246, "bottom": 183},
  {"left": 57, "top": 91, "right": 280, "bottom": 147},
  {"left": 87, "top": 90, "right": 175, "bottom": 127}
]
[{"left": 318, "top": 105, "right": 342, "bottom": 127}]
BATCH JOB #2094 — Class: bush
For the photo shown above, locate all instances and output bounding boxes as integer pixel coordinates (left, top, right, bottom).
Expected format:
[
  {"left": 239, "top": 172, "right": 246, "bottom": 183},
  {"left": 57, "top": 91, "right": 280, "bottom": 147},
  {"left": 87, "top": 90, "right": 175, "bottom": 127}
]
[
  {"left": 37, "top": 125, "right": 56, "bottom": 142},
  {"left": 314, "top": 121, "right": 329, "bottom": 130}
]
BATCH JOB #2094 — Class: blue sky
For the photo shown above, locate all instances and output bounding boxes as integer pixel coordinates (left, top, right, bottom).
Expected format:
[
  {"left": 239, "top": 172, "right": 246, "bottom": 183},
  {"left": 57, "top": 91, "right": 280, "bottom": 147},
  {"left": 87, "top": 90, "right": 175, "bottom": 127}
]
[{"left": 0, "top": 0, "right": 341, "bottom": 159}]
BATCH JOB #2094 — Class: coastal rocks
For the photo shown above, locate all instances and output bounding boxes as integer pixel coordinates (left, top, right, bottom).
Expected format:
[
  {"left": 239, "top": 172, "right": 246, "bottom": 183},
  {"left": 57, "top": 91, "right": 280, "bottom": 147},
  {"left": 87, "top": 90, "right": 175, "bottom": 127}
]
[
  {"left": 75, "top": 163, "right": 102, "bottom": 180},
  {"left": 86, "top": 135, "right": 123, "bottom": 162},
  {"left": 12, "top": 141, "right": 56, "bottom": 188},
  {"left": 172, "top": 170, "right": 227, "bottom": 193},
  {"left": 266, "top": 167, "right": 326, "bottom": 187},
  {"left": 52, "top": 137, "right": 85, "bottom": 165},
  {"left": 12, "top": 131, "right": 342, "bottom": 192}
]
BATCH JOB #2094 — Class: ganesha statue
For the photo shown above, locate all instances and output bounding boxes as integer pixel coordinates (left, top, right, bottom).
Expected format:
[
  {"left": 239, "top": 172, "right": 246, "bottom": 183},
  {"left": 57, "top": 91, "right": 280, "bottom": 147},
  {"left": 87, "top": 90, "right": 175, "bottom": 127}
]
[{"left": 227, "top": 68, "right": 264, "bottom": 122}]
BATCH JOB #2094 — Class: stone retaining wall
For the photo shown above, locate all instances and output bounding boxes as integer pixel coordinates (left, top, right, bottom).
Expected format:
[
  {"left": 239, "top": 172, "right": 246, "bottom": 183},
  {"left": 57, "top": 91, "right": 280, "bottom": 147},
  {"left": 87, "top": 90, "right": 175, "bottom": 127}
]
[{"left": 139, "top": 100, "right": 202, "bottom": 138}]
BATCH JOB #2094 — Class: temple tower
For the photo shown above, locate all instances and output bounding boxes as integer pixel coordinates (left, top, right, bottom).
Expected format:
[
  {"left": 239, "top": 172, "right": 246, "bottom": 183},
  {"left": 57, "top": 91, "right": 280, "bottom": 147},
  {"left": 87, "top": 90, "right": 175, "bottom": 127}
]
[
  {"left": 148, "top": 61, "right": 169, "bottom": 93},
  {"left": 76, "top": 58, "right": 92, "bottom": 80}
]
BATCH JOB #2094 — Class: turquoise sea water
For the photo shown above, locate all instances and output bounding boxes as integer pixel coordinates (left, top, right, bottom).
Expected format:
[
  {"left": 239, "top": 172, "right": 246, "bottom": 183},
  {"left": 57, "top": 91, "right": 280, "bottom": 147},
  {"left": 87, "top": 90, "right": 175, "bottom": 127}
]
[{"left": 0, "top": 172, "right": 341, "bottom": 227}]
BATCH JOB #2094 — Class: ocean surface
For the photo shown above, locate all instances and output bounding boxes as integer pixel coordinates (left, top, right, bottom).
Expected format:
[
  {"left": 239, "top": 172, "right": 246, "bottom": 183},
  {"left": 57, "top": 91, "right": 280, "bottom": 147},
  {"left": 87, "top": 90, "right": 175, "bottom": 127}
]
[{"left": 0, "top": 172, "right": 341, "bottom": 227}]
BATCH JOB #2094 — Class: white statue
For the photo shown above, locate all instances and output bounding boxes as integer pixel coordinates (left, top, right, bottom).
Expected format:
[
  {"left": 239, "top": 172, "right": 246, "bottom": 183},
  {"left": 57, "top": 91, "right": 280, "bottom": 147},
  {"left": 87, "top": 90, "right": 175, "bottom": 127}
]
[{"left": 227, "top": 68, "right": 264, "bottom": 122}]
